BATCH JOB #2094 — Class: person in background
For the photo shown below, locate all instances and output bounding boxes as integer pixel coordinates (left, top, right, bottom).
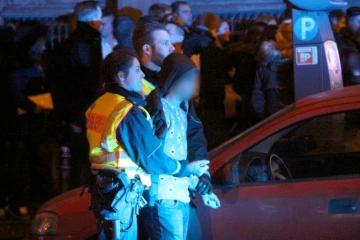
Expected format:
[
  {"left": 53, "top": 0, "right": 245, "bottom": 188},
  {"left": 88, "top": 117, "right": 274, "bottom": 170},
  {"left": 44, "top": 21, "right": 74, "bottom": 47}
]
[
  {"left": 255, "top": 14, "right": 277, "bottom": 26},
  {"left": 142, "top": 53, "right": 220, "bottom": 240},
  {"left": 47, "top": 0, "right": 103, "bottom": 189},
  {"left": 113, "top": 15, "right": 136, "bottom": 51},
  {"left": 100, "top": 8, "right": 118, "bottom": 59},
  {"left": 133, "top": 22, "right": 175, "bottom": 86},
  {"left": 116, "top": 6, "right": 143, "bottom": 23},
  {"left": 148, "top": 2, "right": 172, "bottom": 20},
  {"left": 3, "top": 23, "right": 48, "bottom": 218},
  {"left": 227, "top": 22, "right": 272, "bottom": 131},
  {"left": 252, "top": 19, "right": 294, "bottom": 122},
  {"left": 183, "top": 12, "right": 229, "bottom": 149},
  {"left": 336, "top": 7, "right": 360, "bottom": 86},
  {"left": 329, "top": 9, "right": 346, "bottom": 34},
  {"left": 218, "top": 20, "right": 232, "bottom": 46},
  {"left": 163, "top": 15, "right": 185, "bottom": 53},
  {"left": 182, "top": 12, "right": 220, "bottom": 58},
  {"left": 171, "top": 1, "right": 193, "bottom": 33}
]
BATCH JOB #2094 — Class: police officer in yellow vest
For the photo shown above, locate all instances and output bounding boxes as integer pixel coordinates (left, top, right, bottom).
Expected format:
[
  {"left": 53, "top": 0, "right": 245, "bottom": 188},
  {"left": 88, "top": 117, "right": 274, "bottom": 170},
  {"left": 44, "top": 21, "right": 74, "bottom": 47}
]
[{"left": 86, "top": 50, "right": 209, "bottom": 240}]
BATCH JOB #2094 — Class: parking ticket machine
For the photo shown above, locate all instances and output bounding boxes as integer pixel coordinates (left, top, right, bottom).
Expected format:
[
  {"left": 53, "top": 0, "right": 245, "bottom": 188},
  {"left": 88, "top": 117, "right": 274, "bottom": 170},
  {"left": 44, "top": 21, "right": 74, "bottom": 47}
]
[{"left": 289, "top": 0, "right": 347, "bottom": 100}]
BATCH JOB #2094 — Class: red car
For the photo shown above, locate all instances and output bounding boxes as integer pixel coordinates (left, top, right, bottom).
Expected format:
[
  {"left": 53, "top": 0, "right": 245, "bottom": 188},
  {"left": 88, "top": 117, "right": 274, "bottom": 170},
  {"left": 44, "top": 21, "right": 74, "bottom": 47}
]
[{"left": 31, "top": 86, "right": 360, "bottom": 239}]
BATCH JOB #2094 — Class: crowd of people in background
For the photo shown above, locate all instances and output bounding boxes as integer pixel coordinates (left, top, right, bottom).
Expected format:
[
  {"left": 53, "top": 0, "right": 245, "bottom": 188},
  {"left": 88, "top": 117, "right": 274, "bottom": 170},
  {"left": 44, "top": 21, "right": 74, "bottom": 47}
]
[{"left": 0, "top": 0, "right": 360, "bottom": 227}]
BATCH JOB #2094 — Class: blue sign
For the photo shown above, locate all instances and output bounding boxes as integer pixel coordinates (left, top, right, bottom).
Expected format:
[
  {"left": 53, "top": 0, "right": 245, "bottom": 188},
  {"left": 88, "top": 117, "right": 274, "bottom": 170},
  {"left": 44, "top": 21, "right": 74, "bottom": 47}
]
[{"left": 294, "top": 16, "right": 318, "bottom": 41}]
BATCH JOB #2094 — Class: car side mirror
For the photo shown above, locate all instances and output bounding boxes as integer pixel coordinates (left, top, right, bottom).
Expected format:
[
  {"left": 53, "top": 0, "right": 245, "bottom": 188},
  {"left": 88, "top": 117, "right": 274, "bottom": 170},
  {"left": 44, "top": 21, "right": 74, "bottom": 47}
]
[
  {"left": 212, "top": 161, "right": 240, "bottom": 186},
  {"left": 290, "top": 135, "right": 317, "bottom": 155}
]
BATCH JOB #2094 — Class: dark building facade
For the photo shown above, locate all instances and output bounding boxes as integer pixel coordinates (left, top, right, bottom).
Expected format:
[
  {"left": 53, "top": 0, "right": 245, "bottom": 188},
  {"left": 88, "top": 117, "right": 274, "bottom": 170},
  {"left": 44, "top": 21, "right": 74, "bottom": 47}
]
[{"left": 1, "top": 0, "right": 355, "bottom": 21}]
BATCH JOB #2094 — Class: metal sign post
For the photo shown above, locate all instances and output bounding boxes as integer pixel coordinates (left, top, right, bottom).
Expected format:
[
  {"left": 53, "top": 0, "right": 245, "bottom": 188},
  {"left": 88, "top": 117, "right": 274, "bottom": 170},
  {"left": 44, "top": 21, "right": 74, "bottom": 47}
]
[{"left": 289, "top": 0, "right": 347, "bottom": 101}]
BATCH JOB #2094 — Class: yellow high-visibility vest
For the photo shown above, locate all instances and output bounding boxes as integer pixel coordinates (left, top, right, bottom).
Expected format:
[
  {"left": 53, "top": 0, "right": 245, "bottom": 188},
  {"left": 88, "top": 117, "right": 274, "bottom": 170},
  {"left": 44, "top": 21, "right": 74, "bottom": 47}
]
[
  {"left": 141, "top": 79, "right": 155, "bottom": 96},
  {"left": 86, "top": 92, "right": 151, "bottom": 187}
]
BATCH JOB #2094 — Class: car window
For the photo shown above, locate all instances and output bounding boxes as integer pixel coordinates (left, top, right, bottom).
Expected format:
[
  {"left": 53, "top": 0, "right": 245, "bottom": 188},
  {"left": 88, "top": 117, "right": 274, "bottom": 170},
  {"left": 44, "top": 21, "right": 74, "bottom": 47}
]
[{"left": 240, "top": 110, "right": 360, "bottom": 182}]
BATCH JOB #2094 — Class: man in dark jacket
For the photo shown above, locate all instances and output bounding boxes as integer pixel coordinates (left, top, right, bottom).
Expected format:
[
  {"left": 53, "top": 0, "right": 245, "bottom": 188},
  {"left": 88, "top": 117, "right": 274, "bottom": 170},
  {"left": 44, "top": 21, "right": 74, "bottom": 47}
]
[
  {"left": 133, "top": 22, "right": 212, "bottom": 240},
  {"left": 252, "top": 41, "right": 294, "bottom": 121},
  {"left": 183, "top": 12, "right": 229, "bottom": 149},
  {"left": 336, "top": 7, "right": 360, "bottom": 86},
  {"left": 48, "top": 0, "right": 103, "bottom": 187}
]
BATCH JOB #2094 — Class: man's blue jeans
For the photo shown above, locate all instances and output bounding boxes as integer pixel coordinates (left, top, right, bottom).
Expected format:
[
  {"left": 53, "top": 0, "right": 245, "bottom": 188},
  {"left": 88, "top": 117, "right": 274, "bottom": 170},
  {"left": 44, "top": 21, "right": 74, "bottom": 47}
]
[{"left": 141, "top": 199, "right": 190, "bottom": 240}]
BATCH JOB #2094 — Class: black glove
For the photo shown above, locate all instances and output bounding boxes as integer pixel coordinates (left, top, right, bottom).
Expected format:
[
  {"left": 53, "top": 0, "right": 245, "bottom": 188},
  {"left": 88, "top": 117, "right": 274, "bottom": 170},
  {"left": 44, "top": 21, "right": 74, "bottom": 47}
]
[{"left": 196, "top": 174, "right": 213, "bottom": 195}]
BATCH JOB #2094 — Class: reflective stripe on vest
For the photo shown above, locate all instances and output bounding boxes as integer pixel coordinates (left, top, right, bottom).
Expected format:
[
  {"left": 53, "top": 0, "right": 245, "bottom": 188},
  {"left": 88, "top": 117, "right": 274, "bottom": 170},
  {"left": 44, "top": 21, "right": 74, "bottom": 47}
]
[{"left": 86, "top": 92, "right": 151, "bottom": 187}]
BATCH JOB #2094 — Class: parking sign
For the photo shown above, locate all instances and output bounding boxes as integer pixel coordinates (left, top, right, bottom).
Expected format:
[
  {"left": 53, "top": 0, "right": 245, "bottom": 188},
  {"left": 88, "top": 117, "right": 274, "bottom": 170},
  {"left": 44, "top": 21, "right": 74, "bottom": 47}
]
[
  {"left": 294, "top": 16, "right": 319, "bottom": 41},
  {"left": 296, "top": 46, "right": 318, "bottom": 65}
]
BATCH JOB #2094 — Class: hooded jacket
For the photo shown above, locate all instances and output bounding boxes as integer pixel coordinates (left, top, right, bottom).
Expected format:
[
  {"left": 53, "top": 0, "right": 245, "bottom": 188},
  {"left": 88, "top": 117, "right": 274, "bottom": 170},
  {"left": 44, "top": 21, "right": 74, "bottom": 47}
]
[
  {"left": 157, "top": 52, "right": 199, "bottom": 94},
  {"left": 146, "top": 53, "right": 209, "bottom": 161}
]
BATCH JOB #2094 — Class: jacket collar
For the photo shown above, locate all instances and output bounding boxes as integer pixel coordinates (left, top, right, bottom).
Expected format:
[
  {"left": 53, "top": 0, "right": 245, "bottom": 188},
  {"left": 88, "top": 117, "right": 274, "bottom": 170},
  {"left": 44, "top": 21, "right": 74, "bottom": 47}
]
[
  {"left": 75, "top": 21, "right": 101, "bottom": 38},
  {"left": 104, "top": 83, "right": 146, "bottom": 107},
  {"left": 141, "top": 65, "right": 159, "bottom": 86}
]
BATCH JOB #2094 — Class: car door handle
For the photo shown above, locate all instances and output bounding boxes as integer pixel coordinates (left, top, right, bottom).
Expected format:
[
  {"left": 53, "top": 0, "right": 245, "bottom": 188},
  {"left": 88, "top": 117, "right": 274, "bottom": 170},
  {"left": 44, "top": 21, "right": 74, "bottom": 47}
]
[{"left": 328, "top": 198, "right": 359, "bottom": 214}]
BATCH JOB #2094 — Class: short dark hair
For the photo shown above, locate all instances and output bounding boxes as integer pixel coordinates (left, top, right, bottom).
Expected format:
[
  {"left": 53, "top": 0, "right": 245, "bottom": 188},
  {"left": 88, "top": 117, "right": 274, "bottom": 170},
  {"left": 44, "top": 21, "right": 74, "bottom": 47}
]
[
  {"left": 102, "top": 7, "right": 115, "bottom": 18},
  {"left": 148, "top": 3, "right": 172, "bottom": 19},
  {"left": 101, "top": 49, "right": 138, "bottom": 85},
  {"left": 171, "top": 1, "right": 189, "bottom": 15},
  {"left": 133, "top": 22, "right": 167, "bottom": 57}
]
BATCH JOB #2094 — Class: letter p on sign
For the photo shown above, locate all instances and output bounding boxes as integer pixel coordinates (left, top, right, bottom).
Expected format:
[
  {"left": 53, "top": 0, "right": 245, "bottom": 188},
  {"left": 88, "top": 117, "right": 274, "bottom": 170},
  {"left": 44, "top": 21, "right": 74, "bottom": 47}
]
[
  {"left": 294, "top": 16, "right": 318, "bottom": 41},
  {"left": 301, "top": 17, "right": 315, "bottom": 40}
]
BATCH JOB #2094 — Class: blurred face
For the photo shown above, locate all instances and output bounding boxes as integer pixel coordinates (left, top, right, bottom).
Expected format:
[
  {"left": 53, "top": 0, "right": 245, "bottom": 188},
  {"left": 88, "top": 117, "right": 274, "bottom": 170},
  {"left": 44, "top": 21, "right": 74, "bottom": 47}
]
[
  {"left": 119, "top": 58, "right": 145, "bottom": 92},
  {"left": 100, "top": 15, "right": 114, "bottom": 37},
  {"left": 348, "top": 15, "right": 360, "bottom": 36},
  {"left": 218, "top": 21, "right": 231, "bottom": 43},
  {"left": 172, "top": 71, "right": 199, "bottom": 101},
  {"left": 177, "top": 4, "right": 192, "bottom": 28},
  {"left": 151, "top": 30, "right": 175, "bottom": 66}
]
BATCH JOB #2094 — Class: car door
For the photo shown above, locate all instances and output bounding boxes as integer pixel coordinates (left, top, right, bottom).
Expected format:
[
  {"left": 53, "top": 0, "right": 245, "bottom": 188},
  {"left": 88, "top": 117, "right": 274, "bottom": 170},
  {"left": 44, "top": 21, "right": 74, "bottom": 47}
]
[{"left": 194, "top": 110, "right": 360, "bottom": 240}]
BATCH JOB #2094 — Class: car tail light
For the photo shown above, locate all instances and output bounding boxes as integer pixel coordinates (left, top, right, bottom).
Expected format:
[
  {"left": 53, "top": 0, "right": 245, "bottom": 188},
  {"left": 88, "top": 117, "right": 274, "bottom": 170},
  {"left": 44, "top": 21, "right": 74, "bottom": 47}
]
[{"left": 30, "top": 212, "right": 59, "bottom": 235}]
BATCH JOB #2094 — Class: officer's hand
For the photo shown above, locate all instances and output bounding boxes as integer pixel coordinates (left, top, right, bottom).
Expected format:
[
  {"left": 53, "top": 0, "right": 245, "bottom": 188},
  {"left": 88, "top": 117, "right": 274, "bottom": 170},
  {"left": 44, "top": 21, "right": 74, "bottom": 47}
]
[
  {"left": 196, "top": 174, "right": 213, "bottom": 195},
  {"left": 201, "top": 193, "right": 221, "bottom": 209},
  {"left": 187, "top": 160, "right": 209, "bottom": 177}
]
